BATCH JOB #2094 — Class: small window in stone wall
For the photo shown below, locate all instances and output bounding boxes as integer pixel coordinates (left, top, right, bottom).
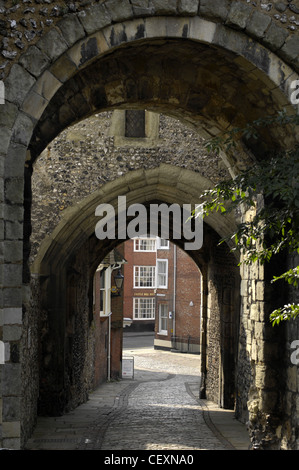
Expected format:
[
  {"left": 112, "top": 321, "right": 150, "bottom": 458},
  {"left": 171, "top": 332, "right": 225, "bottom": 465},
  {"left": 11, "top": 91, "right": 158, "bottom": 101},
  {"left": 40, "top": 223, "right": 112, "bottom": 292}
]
[{"left": 125, "top": 110, "right": 146, "bottom": 138}]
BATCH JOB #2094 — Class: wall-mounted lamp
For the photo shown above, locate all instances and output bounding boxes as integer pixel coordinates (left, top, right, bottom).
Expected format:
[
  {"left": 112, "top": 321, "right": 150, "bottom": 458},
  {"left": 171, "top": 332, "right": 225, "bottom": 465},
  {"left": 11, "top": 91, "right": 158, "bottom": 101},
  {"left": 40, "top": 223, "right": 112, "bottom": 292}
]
[
  {"left": 189, "top": 301, "right": 194, "bottom": 307},
  {"left": 112, "top": 269, "right": 124, "bottom": 296}
]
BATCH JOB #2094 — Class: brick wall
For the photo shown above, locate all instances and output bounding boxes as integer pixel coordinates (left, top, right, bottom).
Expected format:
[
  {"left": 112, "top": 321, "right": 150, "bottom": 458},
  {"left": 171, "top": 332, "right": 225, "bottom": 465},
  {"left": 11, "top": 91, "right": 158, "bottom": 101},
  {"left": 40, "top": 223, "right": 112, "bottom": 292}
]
[{"left": 122, "top": 238, "right": 201, "bottom": 351}]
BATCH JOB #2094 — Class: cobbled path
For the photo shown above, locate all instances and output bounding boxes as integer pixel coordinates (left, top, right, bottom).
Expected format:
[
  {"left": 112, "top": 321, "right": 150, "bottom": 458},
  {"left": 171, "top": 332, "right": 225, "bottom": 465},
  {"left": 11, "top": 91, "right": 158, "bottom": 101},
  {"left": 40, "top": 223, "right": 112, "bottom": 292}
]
[
  {"left": 25, "top": 341, "right": 247, "bottom": 450},
  {"left": 98, "top": 374, "right": 230, "bottom": 450}
]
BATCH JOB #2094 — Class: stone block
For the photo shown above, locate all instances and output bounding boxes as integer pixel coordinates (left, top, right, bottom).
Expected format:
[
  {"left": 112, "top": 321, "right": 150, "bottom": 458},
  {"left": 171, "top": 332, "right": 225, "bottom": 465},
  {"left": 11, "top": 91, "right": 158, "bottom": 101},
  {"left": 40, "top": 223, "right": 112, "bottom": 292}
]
[
  {"left": 4, "top": 342, "right": 9, "bottom": 362},
  {"left": 246, "top": 10, "right": 271, "bottom": 39},
  {"left": 21, "top": 90, "right": 48, "bottom": 120},
  {"left": 49, "top": 54, "right": 77, "bottom": 83},
  {"left": 199, "top": 0, "right": 230, "bottom": 21},
  {"left": 263, "top": 21, "right": 288, "bottom": 51},
  {"left": 3, "top": 308, "right": 22, "bottom": 325},
  {"left": 104, "top": 0, "right": 133, "bottom": 21},
  {"left": 3, "top": 288, "right": 22, "bottom": 308},
  {"left": 0, "top": 102, "right": 17, "bottom": 129},
  {"left": 4, "top": 242, "right": 22, "bottom": 264},
  {"left": 11, "top": 113, "right": 35, "bottom": 147},
  {"left": 78, "top": 4, "right": 111, "bottom": 35},
  {"left": 2, "top": 438, "right": 21, "bottom": 450},
  {"left": 5, "top": 143, "right": 27, "bottom": 178},
  {"left": 37, "top": 28, "right": 68, "bottom": 62},
  {"left": 5, "top": 64, "right": 36, "bottom": 106},
  {"left": 255, "top": 363, "right": 267, "bottom": 388},
  {"left": 250, "top": 303, "right": 259, "bottom": 321},
  {"left": 5, "top": 221, "right": 23, "bottom": 242},
  {"left": 2, "top": 396, "right": 20, "bottom": 421},
  {"left": 67, "top": 34, "right": 104, "bottom": 69},
  {"left": 5, "top": 179, "right": 24, "bottom": 205},
  {"left": 103, "top": 22, "right": 128, "bottom": 48},
  {"left": 130, "top": 0, "right": 155, "bottom": 16},
  {"left": 254, "top": 321, "right": 265, "bottom": 340},
  {"left": 3, "top": 264, "right": 22, "bottom": 288},
  {"left": 280, "top": 36, "right": 299, "bottom": 64},
  {"left": 0, "top": 126, "right": 11, "bottom": 155},
  {"left": 19, "top": 45, "right": 49, "bottom": 78},
  {"left": 241, "top": 279, "right": 248, "bottom": 297},
  {"left": 151, "top": 0, "right": 178, "bottom": 14},
  {"left": 0, "top": 218, "right": 4, "bottom": 239},
  {"left": 287, "top": 366, "right": 297, "bottom": 392},
  {"left": 189, "top": 17, "right": 217, "bottom": 45},
  {"left": 3, "top": 325, "right": 22, "bottom": 342},
  {"left": 2, "top": 421, "right": 20, "bottom": 438},
  {"left": 145, "top": 17, "right": 167, "bottom": 38},
  {"left": 2, "top": 363, "right": 21, "bottom": 395},
  {"left": 4, "top": 204, "right": 23, "bottom": 223},
  {"left": 164, "top": 17, "right": 191, "bottom": 38},
  {"left": 57, "top": 14, "right": 86, "bottom": 46},
  {"left": 118, "top": 19, "right": 146, "bottom": 44},
  {"left": 213, "top": 23, "right": 248, "bottom": 58},
  {"left": 226, "top": 1, "right": 252, "bottom": 30},
  {"left": 33, "top": 70, "right": 62, "bottom": 102},
  {"left": 256, "top": 281, "right": 264, "bottom": 301},
  {"left": 178, "top": 0, "right": 199, "bottom": 15}
]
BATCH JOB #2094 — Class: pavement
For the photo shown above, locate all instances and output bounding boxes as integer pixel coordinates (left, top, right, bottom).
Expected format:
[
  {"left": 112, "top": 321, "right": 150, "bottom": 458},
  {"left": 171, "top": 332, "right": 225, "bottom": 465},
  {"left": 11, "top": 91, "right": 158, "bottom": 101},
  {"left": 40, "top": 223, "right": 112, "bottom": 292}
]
[{"left": 24, "top": 332, "right": 251, "bottom": 452}]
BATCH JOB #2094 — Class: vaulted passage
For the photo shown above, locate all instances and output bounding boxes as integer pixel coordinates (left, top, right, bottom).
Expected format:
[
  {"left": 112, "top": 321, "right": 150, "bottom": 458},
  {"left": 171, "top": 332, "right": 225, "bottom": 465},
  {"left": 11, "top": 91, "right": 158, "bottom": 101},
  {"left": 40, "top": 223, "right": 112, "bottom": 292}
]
[
  {"left": 1, "top": 7, "right": 298, "bottom": 450},
  {"left": 30, "top": 162, "right": 240, "bottom": 414}
]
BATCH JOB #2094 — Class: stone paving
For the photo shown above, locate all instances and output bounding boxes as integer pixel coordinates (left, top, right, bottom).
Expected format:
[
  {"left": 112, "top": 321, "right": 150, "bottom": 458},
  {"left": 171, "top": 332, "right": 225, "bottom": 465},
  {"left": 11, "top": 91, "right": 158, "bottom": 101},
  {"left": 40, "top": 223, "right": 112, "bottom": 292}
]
[{"left": 25, "top": 341, "right": 250, "bottom": 451}]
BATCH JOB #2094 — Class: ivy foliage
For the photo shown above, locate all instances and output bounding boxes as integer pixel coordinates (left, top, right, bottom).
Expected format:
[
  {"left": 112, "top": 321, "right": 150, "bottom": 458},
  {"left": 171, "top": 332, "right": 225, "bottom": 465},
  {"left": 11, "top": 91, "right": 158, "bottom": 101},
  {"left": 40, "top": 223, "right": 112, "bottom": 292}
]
[{"left": 194, "top": 111, "right": 299, "bottom": 326}]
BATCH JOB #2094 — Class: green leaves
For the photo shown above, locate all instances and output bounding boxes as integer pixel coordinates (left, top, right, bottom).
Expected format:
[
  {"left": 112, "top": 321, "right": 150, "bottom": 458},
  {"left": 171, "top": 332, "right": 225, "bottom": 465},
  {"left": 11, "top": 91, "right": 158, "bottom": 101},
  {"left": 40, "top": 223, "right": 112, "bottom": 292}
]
[
  {"left": 196, "top": 111, "right": 299, "bottom": 326},
  {"left": 270, "top": 304, "right": 299, "bottom": 326},
  {"left": 272, "top": 267, "right": 299, "bottom": 287}
]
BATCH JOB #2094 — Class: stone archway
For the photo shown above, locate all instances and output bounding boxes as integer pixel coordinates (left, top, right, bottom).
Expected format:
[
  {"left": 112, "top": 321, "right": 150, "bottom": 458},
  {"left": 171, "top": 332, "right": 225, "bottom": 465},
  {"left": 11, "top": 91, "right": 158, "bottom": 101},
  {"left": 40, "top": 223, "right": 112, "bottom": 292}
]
[
  {"left": 29, "top": 165, "right": 240, "bottom": 422},
  {"left": 0, "top": 6, "right": 298, "bottom": 449}
]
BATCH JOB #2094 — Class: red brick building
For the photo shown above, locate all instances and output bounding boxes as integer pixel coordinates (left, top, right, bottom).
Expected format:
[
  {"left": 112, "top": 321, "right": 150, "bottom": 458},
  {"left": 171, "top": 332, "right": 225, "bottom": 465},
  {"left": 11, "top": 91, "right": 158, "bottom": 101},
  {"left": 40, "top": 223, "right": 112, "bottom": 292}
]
[
  {"left": 93, "top": 249, "right": 126, "bottom": 384},
  {"left": 122, "top": 237, "right": 202, "bottom": 353}
]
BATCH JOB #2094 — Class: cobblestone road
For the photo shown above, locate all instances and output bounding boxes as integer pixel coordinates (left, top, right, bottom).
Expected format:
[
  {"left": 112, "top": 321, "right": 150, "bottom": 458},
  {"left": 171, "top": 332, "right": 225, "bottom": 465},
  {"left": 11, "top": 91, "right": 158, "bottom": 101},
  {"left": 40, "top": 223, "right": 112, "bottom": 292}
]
[{"left": 25, "top": 336, "right": 250, "bottom": 451}]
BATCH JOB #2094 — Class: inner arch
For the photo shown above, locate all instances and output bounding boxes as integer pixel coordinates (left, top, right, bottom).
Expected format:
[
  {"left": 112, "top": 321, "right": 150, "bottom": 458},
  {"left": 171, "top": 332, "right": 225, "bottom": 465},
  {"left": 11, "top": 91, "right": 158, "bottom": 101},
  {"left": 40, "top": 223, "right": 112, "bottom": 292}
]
[{"left": 31, "top": 164, "right": 237, "bottom": 276}]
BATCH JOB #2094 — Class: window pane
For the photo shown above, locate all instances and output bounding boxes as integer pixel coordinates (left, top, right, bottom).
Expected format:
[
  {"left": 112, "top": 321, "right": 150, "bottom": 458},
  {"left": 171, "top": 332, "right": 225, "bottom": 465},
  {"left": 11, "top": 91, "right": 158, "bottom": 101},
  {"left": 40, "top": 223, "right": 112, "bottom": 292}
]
[
  {"left": 125, "top": 110, "right": 146, "bottom": 138},
  {"left": 134, "top": 266, "right": 155, "bottom": 287},
  {"left": 134, "top": 298, "right": 155, "bottom": 319},
  {"left": 134, "top": 238, "right": 156, "bottom": 251},
  {"left": 159, "top": 238, "right": 169, "bottom": 248},
  {"left": 157, "top": 260, "right": 167, "bottom": 288},
  {"left": 159, "top": 304, "right": 168, "bottom": 331}
]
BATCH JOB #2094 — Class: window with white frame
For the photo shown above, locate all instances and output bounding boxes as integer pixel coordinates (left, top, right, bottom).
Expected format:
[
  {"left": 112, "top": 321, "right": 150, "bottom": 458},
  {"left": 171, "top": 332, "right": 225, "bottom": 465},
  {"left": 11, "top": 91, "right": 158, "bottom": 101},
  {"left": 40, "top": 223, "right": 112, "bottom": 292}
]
[
  {"left": 134, "top": 297, "right": 155, "bottom": 319},
  {"left": 134, "top": 238, "right": 156, "bottom": 252},
  {"left": 134, "top": 266, "right": 156, "bottom": 288},
  {"left": 157, "top": 238, "right": 169, "bottom": 249},
  {"left": 99, "top": 268, "right": 111, "bottom": 316},
  {"left": 158, "top": 303, "right": 168, "bottom": 334},
  {"left": 157, "top": 260, "right": 168, "bottom": 288}
]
